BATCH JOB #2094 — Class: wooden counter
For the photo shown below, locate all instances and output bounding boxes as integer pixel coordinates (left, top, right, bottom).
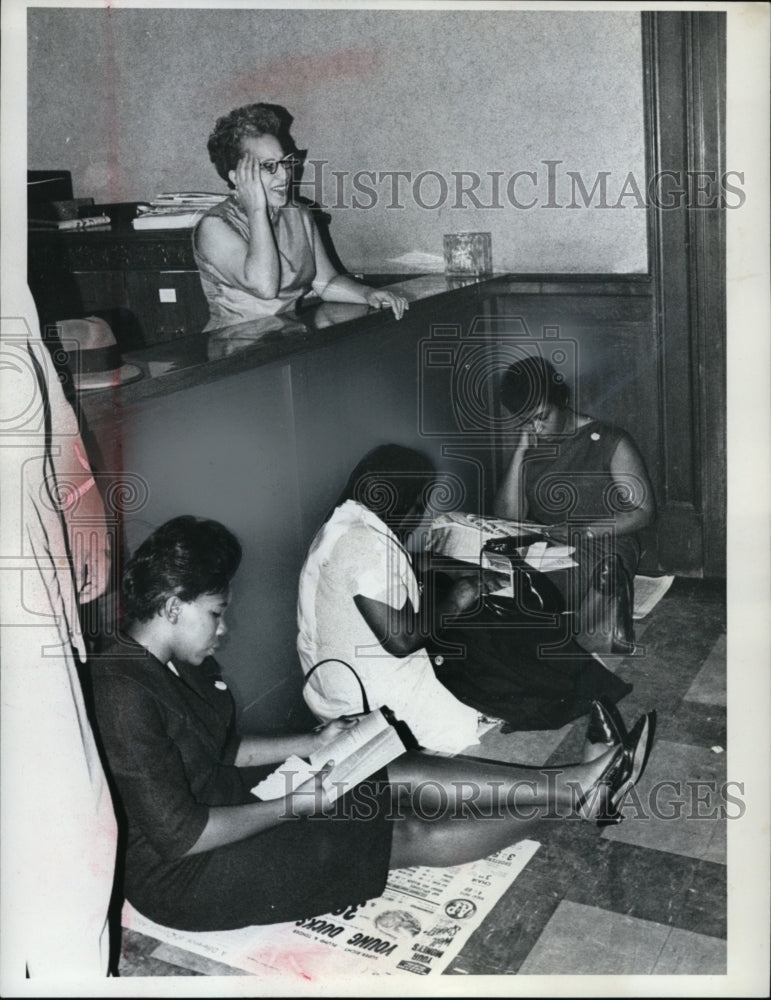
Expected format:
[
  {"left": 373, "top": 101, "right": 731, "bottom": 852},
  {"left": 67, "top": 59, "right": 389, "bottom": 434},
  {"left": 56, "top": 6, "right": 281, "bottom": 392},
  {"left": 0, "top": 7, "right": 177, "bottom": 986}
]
[
  {"left": 83, "top": 273, "right": 505, "bottom": 730},
  {"left": 73, "top": 268, "right": 713, "bottom": 728},
  {"left": 78, "top": 273, "right": 497, "bottom": 426}
]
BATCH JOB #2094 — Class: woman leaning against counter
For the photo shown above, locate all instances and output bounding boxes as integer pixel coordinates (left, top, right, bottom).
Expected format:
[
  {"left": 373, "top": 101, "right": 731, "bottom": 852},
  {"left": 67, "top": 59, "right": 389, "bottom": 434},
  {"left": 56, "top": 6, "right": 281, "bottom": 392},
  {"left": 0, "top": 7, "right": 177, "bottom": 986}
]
[{"left": 194, "top": 103, "right": 407, "bottom": 332}]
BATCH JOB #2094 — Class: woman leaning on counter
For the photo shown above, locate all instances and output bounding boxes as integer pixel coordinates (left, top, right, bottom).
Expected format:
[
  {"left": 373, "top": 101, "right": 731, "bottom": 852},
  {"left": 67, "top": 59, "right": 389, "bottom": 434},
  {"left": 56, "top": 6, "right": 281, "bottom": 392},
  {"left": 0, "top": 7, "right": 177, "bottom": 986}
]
[{"left": 194, "top": 103, "right": 408, "bottom": 332}]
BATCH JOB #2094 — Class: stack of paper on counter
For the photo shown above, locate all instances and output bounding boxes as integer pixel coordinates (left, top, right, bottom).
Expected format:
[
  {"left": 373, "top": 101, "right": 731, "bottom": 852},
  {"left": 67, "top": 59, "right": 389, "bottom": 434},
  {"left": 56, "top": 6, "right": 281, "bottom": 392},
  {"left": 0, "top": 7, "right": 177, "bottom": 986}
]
[
  {"left": 132, "top": 192, "right": 227, "bottom": 229},
  {"left": 251, "top": 708, "right": 408, "bottom": 804}
]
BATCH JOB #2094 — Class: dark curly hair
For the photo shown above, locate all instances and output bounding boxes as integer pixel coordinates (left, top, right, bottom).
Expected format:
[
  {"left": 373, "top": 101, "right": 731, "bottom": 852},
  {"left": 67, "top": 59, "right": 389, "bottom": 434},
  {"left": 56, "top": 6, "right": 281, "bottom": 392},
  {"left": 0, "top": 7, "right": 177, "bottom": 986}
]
[
  {"left": 122, "top": 516, "right": 242, "bottom": 623},
  {"left": 498, "top": 355, "right": 570, "bottom": 420},
  {"left": 335, "top": 444, "right": 438, "bottom": 527},
  {"left": 207, "top": 103, "right": 292, "bottom": 187}
]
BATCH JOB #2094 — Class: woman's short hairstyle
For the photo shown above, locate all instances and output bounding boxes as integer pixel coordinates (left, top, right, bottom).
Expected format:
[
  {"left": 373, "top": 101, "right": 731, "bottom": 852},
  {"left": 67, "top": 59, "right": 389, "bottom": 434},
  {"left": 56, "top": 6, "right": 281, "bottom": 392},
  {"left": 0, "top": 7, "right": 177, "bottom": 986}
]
[
  {"left": 498, "top": 355, "right": 570, "bottom": 418},
  {"left": 337, "top": 444, "right": 438, "bottom": 525},
  {"left": 122, "top": 516, "right": 242, "bottom": 623},
  {"left": 207, "top": 103, "right": 288, "bottom": 186}
]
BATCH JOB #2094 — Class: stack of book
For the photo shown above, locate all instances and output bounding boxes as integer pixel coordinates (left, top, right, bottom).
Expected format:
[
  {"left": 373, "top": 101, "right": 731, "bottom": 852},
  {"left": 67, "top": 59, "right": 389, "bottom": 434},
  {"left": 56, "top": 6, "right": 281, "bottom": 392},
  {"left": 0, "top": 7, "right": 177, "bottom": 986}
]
[
  {"left": 28, "top": 197, "right": 111, "bottom": 231},
  {"left": 132, "top": 192, "right": 227, "bottom": 230},
  {"left": 30, "top": 214, "right": 112, "bottom": 231}
]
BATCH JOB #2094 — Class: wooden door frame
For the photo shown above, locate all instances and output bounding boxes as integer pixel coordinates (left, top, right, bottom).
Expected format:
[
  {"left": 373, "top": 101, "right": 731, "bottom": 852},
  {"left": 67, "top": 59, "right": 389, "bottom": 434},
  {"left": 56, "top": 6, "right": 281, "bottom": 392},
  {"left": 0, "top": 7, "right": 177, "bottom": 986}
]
[{"left": 642, "top": 10, "right": 727, "bottom": 577}]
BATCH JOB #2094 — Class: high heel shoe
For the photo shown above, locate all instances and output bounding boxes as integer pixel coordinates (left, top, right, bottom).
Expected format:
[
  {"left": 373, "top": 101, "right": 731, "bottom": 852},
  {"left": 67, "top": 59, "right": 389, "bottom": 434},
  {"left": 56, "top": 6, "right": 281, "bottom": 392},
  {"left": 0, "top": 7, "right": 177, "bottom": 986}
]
[
  {"left": 610, "top": 710, "right": 656, "bottom": 808},
  {"left": 594, "top": 711, "right": 655, "bottom": 826},
  {"left": 582, "top": 697, "right": 627, "bottom": 761},
  {"left": 577, "top": 711, "right": 654, "bottom": 826}
]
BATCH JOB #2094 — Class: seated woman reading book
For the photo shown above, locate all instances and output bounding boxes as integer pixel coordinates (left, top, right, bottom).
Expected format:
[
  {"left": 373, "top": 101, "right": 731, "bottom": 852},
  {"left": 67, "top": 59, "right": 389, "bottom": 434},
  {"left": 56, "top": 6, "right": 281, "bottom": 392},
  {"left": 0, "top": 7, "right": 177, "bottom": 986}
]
[{"left": 90, "top": 515, "right": 653, "bottom": 932}]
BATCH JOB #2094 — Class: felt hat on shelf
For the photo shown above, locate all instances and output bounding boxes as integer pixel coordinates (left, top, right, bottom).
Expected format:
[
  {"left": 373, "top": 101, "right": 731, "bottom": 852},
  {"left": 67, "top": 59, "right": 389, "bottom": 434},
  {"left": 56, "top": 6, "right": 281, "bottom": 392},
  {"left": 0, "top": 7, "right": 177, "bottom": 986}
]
[{"left": 56, "top": 316, "right": 143, "bottom": 391}]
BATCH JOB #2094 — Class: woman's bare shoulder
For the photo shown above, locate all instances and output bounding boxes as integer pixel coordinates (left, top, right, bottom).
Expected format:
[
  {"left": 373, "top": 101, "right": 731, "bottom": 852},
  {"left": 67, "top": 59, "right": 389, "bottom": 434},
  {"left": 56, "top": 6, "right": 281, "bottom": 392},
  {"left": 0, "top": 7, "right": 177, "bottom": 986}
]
[{"left": 194, "top": 212, "right": 244, "bottom": 255}]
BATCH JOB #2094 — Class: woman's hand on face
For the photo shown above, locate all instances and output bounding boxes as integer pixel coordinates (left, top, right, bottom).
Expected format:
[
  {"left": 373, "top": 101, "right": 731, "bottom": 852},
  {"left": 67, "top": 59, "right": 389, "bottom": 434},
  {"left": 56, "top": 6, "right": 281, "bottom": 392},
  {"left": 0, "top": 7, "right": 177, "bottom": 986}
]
[
  {"left": 364, "top": 289, "right": 409, "bottom": 320},
  {"left": 512, "top": 426, "right": 536, "bottom": 454},
  {"left": 234, "top": 151, "right": 269, "bottom": 216}
]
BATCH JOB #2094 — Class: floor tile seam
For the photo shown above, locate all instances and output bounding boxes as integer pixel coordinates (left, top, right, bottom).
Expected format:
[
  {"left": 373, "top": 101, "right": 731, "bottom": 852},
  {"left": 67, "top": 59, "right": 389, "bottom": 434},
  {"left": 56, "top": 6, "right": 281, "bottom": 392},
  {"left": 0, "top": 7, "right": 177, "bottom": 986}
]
[
  {"left": 630, "top": 616, "right": 726, "bottom": 648},
  {"left": 614, "top": 644, "right": 723, "bottom": 676},
  {"left": 554, "top": 895, "right": 728, "bottom": 947},
  {"left": 680, "top": 697, "right": 727, "bottom": 710},
  {"left": 512, "top": 899, "right": 670, "bottom": 976},
  {"left": 493, "top": 871, "right": 571, "bottom": 975},
  {"left": 647, "top": 922, "right": 729, "bottom": 973},
  {"left": 558, "top": 841, "right": 726, "bottom": 931},
  {"left": 149, "top": 942, "right": 202, "bottom": 974}
]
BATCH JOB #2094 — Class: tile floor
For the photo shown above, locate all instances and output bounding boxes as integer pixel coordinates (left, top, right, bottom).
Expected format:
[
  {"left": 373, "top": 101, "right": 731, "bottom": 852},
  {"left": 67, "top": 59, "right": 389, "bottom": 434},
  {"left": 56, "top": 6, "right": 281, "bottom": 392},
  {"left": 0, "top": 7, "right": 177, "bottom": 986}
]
[{"left": 117, "top": 577, "right": 727, "bottom": 978}]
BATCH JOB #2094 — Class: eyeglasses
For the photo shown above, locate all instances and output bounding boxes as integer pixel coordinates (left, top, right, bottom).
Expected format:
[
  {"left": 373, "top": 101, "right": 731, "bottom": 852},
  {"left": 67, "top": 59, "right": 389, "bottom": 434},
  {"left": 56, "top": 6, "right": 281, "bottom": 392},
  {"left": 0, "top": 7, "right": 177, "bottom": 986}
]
[{"left": 259, "top": 156, "right": 302, "bottom": 175}]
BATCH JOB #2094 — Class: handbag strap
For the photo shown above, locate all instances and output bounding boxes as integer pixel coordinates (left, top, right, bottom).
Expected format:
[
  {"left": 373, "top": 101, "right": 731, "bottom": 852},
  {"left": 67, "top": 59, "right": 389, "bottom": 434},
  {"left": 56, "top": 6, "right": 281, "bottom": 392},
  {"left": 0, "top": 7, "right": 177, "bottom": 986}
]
[{"left": 303, "top": 658, "right": 370, "bottom": 714}]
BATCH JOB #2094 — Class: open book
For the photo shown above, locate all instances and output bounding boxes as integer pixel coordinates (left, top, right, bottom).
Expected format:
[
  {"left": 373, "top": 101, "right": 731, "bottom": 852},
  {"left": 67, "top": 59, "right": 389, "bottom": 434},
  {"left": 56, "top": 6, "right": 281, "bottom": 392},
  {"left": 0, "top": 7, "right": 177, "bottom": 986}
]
[{"left": 251, "top": 708, "right": 412, "bottom": 804}]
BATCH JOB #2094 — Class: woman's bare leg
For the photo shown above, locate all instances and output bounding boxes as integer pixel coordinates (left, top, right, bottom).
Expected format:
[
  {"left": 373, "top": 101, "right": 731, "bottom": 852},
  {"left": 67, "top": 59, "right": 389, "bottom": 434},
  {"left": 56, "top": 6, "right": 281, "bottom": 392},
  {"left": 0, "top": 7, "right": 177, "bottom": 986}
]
[
  {"left": 387, "top": 748, "right": 614, "bottom": 870},
  {"left": 388, "top": 748, "right": 612, "bottom": 814}
]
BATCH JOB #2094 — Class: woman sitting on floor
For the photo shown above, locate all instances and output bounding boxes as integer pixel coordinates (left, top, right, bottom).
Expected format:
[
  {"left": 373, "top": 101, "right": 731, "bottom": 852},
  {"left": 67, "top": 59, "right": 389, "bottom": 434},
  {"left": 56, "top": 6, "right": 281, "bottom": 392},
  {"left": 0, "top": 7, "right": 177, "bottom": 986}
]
[
  {"left": 194, "top": 102, "right": 408, "bottom": 331},
  {"left": 90, "top": 515, "right": 652, "bottom": 932},
  {"left": 298, "top": 444, "right": 633, "bottom": 738},
  {"left": 493, "top": 355, "right": 656, "bottom": 655}
]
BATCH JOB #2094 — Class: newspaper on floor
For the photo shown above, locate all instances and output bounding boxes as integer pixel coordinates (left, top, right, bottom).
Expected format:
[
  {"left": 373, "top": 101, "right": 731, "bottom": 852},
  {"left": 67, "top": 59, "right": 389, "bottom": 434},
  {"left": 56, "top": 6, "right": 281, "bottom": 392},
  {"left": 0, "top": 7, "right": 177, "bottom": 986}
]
[{"left": 122, "top": 839, "right": 540, "bottom": 979}]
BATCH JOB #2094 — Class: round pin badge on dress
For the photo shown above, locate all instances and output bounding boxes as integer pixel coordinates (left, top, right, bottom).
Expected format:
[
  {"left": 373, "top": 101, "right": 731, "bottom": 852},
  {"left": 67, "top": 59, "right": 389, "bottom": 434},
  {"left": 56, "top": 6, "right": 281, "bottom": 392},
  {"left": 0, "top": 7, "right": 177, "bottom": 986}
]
[
  {"left": 214, "top": 680, "right": 228, "bottom": 690},
  {"left": 591, "top": 432, "right": 601, "bottom": 440}
]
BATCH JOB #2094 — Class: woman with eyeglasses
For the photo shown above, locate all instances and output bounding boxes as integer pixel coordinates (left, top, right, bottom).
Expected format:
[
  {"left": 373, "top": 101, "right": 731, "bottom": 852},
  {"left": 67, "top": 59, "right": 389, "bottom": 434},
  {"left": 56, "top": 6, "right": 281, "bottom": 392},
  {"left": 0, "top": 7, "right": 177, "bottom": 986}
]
[
  {"left": 194, "top": 103, "right": 408, "bottom": 332},
  {"left": 492, "top": 356, "right": 656, "bottom": 655}
]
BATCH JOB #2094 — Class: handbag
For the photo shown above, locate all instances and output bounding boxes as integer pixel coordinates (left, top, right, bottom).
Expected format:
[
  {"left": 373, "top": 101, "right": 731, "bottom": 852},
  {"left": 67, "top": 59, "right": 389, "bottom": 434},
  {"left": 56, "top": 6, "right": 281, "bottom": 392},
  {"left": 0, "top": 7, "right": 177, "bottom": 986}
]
[
  {"left": 302, "top": 658, "right": 418, "bottom": 750},
  {"left": 480, "top": 535, "right": 566, "bottom": 621},
  {"left": 577, "top": 555, "right": 636, "bottom": 655}
]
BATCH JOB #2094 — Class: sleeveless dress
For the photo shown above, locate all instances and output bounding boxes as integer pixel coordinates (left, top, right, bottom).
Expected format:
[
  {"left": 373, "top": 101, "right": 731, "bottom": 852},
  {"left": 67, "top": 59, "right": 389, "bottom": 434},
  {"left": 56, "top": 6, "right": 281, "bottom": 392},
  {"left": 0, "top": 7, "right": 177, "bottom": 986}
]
[
  {"left": 433, "top": 420, "right": 642, "bottom": 730},
  {"left": 193, "top": 198, "right": 317, "bottom": 332},
  {"left": 523, "top": 419, "right": 643, "bottom": 587}
]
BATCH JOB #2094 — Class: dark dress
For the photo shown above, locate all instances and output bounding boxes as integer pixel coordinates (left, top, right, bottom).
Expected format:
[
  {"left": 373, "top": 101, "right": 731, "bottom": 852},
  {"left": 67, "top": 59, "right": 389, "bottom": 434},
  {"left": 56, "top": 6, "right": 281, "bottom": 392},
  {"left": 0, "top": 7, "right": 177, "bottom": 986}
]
[
  {"left": 430, "top": 580, "right": 633, "bottom": 732},
  {"left": 431, "top": 421, "right": 643, "bottom": 730},
  {"left": 89, "top": 636, "right": 393, "bottom": 931},
  {"left": 523, "top": 419, "right": 642, "bottom": 586}
]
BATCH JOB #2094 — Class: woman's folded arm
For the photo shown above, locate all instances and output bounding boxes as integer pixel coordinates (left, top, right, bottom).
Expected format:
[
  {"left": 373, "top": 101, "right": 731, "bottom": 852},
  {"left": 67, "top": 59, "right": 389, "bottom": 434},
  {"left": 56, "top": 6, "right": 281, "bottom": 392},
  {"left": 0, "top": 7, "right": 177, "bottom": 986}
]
[{"left": 196, "top": 215, "right": 280, "bottom": 299}]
